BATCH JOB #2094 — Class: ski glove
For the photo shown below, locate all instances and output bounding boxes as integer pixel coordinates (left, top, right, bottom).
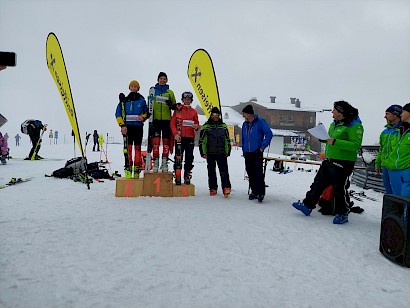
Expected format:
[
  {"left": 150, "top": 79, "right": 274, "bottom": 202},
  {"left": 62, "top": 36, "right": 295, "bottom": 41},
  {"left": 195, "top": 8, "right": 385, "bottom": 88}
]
[
  {"left": 119, "top": 93, "right": 126, "bottom": 102},
  {"left": 166, "top": 100, "right": 175, "bottom": 110}
]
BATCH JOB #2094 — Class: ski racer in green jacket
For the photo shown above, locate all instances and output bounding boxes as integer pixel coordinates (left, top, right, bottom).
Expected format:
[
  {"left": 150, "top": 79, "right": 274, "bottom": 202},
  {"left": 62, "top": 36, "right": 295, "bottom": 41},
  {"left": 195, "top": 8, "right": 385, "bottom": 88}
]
[
  {"left": 374, "top": 105, "right": 403, "bottom": 194},
  {"left": 199, "top": 107, "right": 232, "bottom": 197},
  {"left": 150, "top": 72, "right": 177, "bottom": 172},
  {"left": 293, "top": 100, "right": 364, "bottom": 225},
  {"left": 388, "top": 103, "right": 410, "bottom": 197}
]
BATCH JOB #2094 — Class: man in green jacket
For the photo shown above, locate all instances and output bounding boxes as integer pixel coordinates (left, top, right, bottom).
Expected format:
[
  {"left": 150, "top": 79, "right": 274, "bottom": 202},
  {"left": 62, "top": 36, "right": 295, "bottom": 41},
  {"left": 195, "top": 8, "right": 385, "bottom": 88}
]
[
  {"left": 375, "top": 105, "right": 402, "bottom": 194},
  {"left": 293, "top": 101, "right": 364, "bottom": 224}
]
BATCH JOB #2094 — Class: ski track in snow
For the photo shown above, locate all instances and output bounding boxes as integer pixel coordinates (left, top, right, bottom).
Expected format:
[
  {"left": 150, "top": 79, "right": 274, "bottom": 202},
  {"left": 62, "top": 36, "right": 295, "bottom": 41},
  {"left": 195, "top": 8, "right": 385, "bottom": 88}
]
[{"left": 0, "top": 143, "right": 409, "bottom": 308}]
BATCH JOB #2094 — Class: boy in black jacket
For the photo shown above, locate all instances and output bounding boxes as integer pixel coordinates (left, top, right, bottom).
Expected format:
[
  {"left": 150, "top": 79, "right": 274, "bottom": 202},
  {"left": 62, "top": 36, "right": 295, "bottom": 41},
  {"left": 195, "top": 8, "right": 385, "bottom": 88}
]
[{"left": 199, "top": 107, "right": 232, "bottom": 197}]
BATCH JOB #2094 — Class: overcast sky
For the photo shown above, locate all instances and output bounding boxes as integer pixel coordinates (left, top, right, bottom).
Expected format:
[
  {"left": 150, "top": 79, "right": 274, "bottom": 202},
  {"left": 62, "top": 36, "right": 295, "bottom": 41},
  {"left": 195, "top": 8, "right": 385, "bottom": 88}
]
[{"left": 1, "top": 0, "right": 409, "bottom": 144}]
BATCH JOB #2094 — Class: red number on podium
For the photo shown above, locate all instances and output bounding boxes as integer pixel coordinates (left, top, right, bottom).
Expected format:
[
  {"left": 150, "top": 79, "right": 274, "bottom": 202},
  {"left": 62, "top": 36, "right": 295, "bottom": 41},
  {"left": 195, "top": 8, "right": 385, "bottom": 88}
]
[
  {"left": 153, "top": 177, "right": 161, "bottom": 193},
  {"left": 125, "top": 181, "right": 132, "bottom": 197},
  {"left": 182, "top": 186, "right": 188, "bottom": 197}
]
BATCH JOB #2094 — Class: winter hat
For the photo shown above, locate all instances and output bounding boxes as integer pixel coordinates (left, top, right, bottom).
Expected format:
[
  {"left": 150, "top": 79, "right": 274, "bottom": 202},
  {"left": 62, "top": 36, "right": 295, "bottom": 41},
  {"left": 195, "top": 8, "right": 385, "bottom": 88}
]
[
  {"left": 129, "top": 80, "right": 140, "bottom": 90},
  {"left": 211, "top": 107, "right": 221, "bottom": 115},
  {"left": 157, "top": 72, "right": 168, "bottom": 80},
  {"left": 242, "top": 104, "right": 254, "bottom": 114},
  {"left": 402, "top": 103, "right": 410, "bottom": 113},
  {"left": 385, "top": 104, "right": 402, "bottom": 117}
]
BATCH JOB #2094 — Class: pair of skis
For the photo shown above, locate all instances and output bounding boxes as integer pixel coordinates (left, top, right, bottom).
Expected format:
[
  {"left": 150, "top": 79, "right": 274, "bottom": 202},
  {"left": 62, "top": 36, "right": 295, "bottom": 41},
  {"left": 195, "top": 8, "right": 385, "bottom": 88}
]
[
  {"left": 119, "top": 93, "right": 130, "bottom": 175},
  {"left": 348, "top": 190, "right": 378, "bottom": 202},
  {"left": 0, "top": 177, "right": 32, "bottom": 189},
  {"left": 174, "top": 113, "right": 183, "bottom": 185}
]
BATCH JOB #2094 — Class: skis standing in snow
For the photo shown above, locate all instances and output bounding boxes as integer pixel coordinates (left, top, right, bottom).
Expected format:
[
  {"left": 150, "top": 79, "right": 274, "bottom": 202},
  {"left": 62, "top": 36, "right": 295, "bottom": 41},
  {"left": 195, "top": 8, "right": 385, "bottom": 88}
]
[
  {"left": 115, "top": 80, "right": 149, "bottom": 179},
  {"left": 150, "top": 72, "right": 177, "bottom": 172},
  {"left": 170, "top": 91, "right": 200, "bottom": 185}
]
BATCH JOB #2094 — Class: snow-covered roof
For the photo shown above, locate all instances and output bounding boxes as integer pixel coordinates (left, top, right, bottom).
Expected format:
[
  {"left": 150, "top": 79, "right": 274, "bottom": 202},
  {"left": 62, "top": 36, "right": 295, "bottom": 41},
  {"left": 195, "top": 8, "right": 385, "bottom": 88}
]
[
  {"left": 197, "top": 106, "right": 298, "bottom": 137},
  {"left": 243, "top": 100, "right": 325, "bottom": 113}
]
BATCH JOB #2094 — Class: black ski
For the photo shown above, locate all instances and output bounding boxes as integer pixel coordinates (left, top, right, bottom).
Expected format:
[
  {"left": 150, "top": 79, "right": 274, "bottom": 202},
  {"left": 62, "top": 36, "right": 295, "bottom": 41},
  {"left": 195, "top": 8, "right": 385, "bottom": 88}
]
[
  {"left": 119, "top": 93, "right": 130, "bottom": 175},
  {"left": 348, "top": 191, "right": 364, "bottom": 202},
  {"left": 145, "top": 87, "right": 155, "bottom": 172},
  {"left": 174, "top": 110, "right": 183, "bottom": 185},
  {"left": 349, "top": 190, "right": 378, "bottom": 202}
]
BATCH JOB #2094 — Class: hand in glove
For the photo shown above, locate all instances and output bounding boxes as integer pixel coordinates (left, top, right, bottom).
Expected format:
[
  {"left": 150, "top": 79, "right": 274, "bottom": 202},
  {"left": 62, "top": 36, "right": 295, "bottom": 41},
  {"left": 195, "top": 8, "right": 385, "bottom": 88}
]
[
  {"left": 119, "top": 93, "right": 126, "bottom": 102},
  {"left": 166, "top": 100, "right": 175, "bottom": 110},
  {"left": 121, "top": 126, "right": 127, "bottom": 135}
]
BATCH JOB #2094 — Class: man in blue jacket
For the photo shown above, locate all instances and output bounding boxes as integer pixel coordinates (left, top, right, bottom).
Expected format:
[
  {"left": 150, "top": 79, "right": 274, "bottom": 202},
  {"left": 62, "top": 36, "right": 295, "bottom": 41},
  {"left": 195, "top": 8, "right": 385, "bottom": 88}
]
[{"left": 241, "top": 105, "right": 273, "bottom": 202}]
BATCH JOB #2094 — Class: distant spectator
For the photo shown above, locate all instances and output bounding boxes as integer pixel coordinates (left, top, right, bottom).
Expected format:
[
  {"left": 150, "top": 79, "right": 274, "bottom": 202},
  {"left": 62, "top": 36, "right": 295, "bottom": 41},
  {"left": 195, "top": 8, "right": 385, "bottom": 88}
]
[
  {"left": 93, "top": 130, "right": 99, "bottom": 152},
  {"left": 15, "top": 133, "right": 21, "bottom": 146},
  {"left": 0, "top": 132, "right": 8, "bottom": 164}
]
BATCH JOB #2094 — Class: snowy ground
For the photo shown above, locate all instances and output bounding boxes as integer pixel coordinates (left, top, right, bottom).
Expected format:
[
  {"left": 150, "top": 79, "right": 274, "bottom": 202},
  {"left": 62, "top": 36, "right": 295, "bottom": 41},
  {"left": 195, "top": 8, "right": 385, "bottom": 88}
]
[{"left": 0, "top": 141, "right": 409, "bottom": 308}]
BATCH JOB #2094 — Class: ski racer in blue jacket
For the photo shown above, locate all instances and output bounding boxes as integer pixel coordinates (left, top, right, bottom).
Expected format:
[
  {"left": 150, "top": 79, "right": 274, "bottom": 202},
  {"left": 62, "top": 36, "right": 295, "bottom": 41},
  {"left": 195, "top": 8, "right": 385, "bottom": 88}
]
[
  {"left": 241, "top": 104, "right": 273, "bottom": 202},
  {"left": 115, "top": 80, "right": 149, "bottom": 178}
]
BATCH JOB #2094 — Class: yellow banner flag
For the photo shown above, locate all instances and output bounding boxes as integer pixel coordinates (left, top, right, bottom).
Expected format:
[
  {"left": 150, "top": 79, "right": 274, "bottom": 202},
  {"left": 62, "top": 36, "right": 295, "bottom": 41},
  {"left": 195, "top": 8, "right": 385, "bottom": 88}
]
[
  {"left": 187, "top": 49, "right": 221, "bottom": 118},
  {"left": 46, "top": 33, "right": 84, "bottom": 157}
]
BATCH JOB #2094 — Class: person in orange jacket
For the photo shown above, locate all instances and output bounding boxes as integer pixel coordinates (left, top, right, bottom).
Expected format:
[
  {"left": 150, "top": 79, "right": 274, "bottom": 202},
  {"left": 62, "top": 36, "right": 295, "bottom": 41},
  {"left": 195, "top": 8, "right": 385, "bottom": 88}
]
[{"left": 170, "top": 91, "right": 200, "bottom": 184}]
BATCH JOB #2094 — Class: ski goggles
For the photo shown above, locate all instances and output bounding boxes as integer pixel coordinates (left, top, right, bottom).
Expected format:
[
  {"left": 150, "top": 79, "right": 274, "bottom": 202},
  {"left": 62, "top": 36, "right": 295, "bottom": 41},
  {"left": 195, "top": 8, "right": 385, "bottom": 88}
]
[{"left": 182, "top": 92, "right": 193, "bottom": 99}]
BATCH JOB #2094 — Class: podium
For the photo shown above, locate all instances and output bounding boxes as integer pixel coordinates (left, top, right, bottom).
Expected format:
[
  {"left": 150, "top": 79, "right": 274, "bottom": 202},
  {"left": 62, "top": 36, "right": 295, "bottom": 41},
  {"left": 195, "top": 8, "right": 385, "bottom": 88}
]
[{"left": 115, "top": 172, "right": 195, "bottom": 197}]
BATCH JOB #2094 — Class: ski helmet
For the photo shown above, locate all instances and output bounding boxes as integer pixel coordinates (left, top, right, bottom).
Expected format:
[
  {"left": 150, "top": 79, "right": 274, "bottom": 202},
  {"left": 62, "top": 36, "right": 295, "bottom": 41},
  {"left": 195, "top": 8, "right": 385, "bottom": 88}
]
[{"left": 181, "top": 91, "right": 194, "bottom": 101}]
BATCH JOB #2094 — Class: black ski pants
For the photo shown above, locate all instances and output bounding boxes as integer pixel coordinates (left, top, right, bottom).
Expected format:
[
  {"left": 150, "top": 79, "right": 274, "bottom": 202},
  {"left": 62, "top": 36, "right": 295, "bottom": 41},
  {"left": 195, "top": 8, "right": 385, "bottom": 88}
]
[
  {"left": 244, "top": 150, "right": 266, "bottom": 196},
  {"left": 93, "top": 138, "right": 99, "bottom": 151},
  {"left": 303, "top": 158, "right": 355, "bottom": 215},
  {"left": 180, "top": 137, "right": 195, "bottom": 175},
  {"left": 28, "top": 127, "right": 41, "bottom": 158},
  {"left": 206, "top": 154, "right": 231, "bottom": 191}
]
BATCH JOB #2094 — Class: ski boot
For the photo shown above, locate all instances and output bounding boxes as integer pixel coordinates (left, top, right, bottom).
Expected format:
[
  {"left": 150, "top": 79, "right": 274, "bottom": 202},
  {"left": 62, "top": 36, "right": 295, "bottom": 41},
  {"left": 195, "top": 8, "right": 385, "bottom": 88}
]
[
  {"left": 133, "top": 166, "right": 141, "bottom": 179},
  {"left": 124, "top": 167, "right": 132, "bottom": 179},
  {"left": 249, "top": 193, "right": 256, "bottom": 200},
  {"left": 223, "top": 188, "right": 231, "bottom": 198},
  {"left": 333, "top": 214, "right": 348, "bottom": 224},
  {"left": 257, "top": 195, "right": 264, "bottom": 203},
  {"left": 210, "top": 189, "right": 217, "bottom": 196},
  {"left": 184, "top": 172, "right": 192, "bottom": 185},
  {"left": 152, "top": 158, "right": 160, "bottom": 173},
  {"left": 160, "top": 157, "right": 169, "bottom": 172},
  {"left": 1, "top": 155, "right": 6, "bottom": 165},
  {"left": 292, "top": 200, "right": 312, "bottom": 216}
]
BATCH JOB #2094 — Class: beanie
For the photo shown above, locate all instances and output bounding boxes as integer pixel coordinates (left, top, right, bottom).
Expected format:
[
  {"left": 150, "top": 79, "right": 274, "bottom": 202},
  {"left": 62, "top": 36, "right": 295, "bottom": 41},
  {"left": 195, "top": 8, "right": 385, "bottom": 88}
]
[
  {"left": 157, "top": 72, "right": 168, "bottom": 81},
  {"left": 242, "top": 104, "right": 254, "bottom": 114},
  {"left": 402, "top": 103, "right": 410, "bottom": 113},
  {"left": 129, "top": 80, "right": 140, "bottom": 90},
  {"left": 385, "top": 104, "right": 402, "bottom": 117},
  {"left": 211, "top": 107, "right": 220, "bottom": 115}
]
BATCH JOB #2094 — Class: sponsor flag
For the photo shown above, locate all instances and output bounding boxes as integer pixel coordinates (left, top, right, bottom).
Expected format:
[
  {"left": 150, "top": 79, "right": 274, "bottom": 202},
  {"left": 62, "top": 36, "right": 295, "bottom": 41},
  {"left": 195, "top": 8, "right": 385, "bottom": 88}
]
[
  {"left": 187, "top": 49, "right": 221, "bottom": 118},
  {"left": 46, "top": 32, "right": 89, "bottom": 188}
]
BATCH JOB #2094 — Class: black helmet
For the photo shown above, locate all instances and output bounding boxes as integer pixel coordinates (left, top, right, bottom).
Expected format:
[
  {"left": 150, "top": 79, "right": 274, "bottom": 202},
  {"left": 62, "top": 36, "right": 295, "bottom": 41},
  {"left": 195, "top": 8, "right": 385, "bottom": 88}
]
[{"left": 181, "top": 91, "right": 194, "bottom": 100}]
